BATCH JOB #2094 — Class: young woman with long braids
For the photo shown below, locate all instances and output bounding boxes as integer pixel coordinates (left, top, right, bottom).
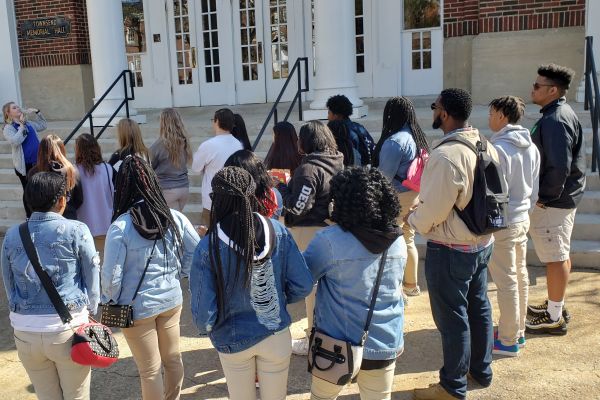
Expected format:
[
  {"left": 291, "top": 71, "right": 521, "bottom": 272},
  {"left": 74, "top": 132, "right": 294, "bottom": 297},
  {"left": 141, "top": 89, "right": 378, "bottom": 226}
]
[
  {"left": 75, "top": 134, "right": 114, "bottom": 257},
  {"left": 150, "top": 108, "right": 192, "bottom": 211},
  {"left": 28, "top": 134, "right": 83, "bottom": 220},
  {"left": 101, "top": 156, "right": 199, "bottom": 400},
  {"left": 304, "top": 167, "right": 407, "bottom": 399},
  {"left": 190, "top": 167, "right": 313, "bottom": 400},
  {"left": 374, "top": 96, "right": 429, "bottom": 298}
]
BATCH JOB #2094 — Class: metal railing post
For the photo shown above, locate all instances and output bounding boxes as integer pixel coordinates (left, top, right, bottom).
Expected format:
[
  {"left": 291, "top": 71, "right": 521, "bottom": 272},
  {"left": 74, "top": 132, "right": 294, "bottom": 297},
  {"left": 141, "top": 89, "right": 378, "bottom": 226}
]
[
  {"left": 124, "top": 73, "right": 130, "bottom": 118},
  {"left": 297, "top": 59, "right": 303, "bottom": 121}
]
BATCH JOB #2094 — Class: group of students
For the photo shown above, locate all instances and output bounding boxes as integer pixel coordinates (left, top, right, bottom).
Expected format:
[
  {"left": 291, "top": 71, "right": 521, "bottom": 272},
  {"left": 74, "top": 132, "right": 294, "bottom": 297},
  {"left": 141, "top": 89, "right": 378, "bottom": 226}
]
[{"left": 0, "top": 61, "right": 586, "bottom": 400}]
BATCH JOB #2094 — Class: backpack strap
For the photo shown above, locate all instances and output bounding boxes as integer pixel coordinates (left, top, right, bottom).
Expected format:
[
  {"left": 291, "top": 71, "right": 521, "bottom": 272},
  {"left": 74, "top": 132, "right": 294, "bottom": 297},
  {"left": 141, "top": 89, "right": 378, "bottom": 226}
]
[
  {"left": 437, "top": 133, "right": 487, "bottom": 154},
  {"left": 360, "top": 249, "right": 388, "bottom": 345}
]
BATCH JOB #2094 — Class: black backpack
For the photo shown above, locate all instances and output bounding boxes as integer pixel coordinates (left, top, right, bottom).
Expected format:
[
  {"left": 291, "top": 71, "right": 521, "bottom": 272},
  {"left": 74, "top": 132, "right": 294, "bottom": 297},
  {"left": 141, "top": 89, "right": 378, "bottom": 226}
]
[{"left": 439, "top": 134, "right": 509, "bottom": 235}]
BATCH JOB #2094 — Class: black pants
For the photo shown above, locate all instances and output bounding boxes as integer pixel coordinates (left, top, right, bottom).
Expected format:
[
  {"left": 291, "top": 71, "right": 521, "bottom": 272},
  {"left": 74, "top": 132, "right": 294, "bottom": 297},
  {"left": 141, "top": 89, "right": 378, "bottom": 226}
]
[{"left": 15, "top": 163, "right": 34, "bottom": 218}]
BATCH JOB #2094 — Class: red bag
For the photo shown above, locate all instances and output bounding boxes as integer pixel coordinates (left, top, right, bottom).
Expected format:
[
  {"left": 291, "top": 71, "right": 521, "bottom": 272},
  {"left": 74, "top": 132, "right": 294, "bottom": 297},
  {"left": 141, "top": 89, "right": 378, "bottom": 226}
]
[
  {"left": 402, "top": 149, "right": 429, "bottom": 192},
  {"left": 71, "top": 320, "right": 119, "bottom": 368}
]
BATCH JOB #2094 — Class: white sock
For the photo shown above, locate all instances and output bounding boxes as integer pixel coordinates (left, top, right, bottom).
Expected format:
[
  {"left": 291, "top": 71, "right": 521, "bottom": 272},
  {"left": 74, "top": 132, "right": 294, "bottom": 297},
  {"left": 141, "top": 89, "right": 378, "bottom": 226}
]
[{"left": 547, "top": 299, "right": 564, "bottom": 322}]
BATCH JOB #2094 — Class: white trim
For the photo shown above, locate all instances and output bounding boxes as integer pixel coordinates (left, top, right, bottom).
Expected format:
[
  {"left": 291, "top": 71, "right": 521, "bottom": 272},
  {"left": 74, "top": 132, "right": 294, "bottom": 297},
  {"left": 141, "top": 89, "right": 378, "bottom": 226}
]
[{"left": 217, "top": 213, "right": 272, "bottom": 261}]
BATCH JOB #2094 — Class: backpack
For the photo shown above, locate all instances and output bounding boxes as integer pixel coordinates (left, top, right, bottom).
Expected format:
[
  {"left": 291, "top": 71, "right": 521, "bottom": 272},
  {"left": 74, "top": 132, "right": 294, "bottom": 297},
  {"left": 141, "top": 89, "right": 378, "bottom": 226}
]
[
  {"left": 439, "top": 134, "right": 508, "bottom": 235},
  {"left": 401, "top": 149, "right": 429, "bottom": 192},
  {"left": 347, "top": 121, "right": 375, "bottom": 166}
]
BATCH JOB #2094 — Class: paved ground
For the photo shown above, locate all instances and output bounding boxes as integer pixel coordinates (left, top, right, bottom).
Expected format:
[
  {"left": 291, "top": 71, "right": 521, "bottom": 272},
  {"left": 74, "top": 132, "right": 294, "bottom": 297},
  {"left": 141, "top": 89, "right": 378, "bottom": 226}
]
[{"left": 1, "top": 262, "right": 598, "bottom": 400}]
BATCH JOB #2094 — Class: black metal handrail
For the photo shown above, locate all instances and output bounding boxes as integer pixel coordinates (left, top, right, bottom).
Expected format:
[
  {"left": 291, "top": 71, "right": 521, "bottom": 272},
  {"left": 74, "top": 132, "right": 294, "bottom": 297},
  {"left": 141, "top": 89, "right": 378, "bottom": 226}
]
[
  {"left": 252, "top": 57, "right": 309, "bottom": 151},
  {"left": 63, "top": 70, "right": 135, "bottom": 144},
  {"left": 584, "top": 36, "right": 600, "bottom": 176}
]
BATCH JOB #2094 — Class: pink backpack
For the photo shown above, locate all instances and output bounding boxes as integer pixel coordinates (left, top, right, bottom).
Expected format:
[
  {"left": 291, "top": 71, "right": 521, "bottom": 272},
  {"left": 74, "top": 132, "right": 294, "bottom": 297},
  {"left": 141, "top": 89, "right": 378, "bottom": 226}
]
[{"left": 402, "top": 149, "right": 429, "bottom": 192}]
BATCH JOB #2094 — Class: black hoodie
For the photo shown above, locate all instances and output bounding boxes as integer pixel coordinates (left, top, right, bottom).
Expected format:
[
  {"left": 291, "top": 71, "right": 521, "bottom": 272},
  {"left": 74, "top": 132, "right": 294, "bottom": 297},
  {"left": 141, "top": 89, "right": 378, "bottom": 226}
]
[{"left": 279, "top": 151, "right": 344, "bottom": 227}]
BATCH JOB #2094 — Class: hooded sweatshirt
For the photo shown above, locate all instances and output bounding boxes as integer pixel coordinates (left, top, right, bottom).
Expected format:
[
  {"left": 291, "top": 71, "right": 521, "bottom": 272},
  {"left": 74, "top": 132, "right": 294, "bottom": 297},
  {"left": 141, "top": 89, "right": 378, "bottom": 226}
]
[
  {"left": 279, "top": 151, "right": 344, "bottom": 227},
  {"left": 490, "top": 124, "right": 541, "bottom": 225}
]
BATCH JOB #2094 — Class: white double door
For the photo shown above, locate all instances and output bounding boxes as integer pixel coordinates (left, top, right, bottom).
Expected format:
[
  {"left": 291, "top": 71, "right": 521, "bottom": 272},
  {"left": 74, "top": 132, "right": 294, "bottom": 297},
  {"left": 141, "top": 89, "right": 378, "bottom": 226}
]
[{"left": 166, "top": 0, "right": 302, "bottom": 107}]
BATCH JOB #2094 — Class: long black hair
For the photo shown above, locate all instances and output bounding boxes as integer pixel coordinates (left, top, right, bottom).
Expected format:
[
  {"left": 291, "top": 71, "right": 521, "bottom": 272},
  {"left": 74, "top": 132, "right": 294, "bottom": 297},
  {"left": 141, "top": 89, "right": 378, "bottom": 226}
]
[
  {"left": 373, "top": 97, "right": 429, "bottom": 167},
  {"left": 209, "top": 166, "right": 261, "bottom": 313},
  {"left": 327, "top": 120, "right": 354, "bottom": 166},
  {"left": 232, "top": 113, "right": 252, "bottom": 150},
  {"left": 112, "top": 155, "right": 184, "bottom": 257},
  {"left": 264, "top": 121, "right": 302, "bottom": 174},
  {"left": 298, "top": 120, "right": 338, "bottom": 155},
  {"left": 224, "top": 149, "right": 274, "bottom": 215}
]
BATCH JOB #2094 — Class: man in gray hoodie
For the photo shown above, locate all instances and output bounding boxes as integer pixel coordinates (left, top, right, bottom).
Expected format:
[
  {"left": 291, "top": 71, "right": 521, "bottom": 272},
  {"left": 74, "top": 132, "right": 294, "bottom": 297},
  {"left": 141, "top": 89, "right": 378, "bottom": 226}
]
[{"left": 488, "top": 96, "right": 540, "bottom": 356}]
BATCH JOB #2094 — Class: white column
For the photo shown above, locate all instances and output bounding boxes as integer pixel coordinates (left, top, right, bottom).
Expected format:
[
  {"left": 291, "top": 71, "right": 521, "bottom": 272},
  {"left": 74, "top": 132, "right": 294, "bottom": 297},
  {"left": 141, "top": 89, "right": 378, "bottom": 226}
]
[
  {"left": 576, "top": 0, "right": 600, "bottom": 102},
  {"left": 303, "top": 0, "right": 367, "bottom": 120},
  {"left": 86, "top": 0, "right": 144, "bottom": 123},
  {"left": 0, "top": 0, "right": 22, "bottom": 107}
]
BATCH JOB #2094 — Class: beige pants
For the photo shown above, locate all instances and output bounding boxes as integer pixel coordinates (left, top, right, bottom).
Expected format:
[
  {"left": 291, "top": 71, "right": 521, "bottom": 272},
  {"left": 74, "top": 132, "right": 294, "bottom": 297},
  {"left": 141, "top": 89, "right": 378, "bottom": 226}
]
[
  {"left": 289, "top": 225, "right": 325, "bottom": 335},
  {"left": 14, "top": 329, "right": 91, "bottom": 400},
  {"left": 529, "top": 205, "right": 576, "bottom": 263},
  {"left": 163, "top": 187, "right": 190, "bottom": 212},
  {"left": 122, "top": 306, "right": 184, "bottom": 400},
  {"left": 93, "top": 235, "right": 105, "bottom": 262},
  {"left": 310, "top": 361, "right": 396, "bottom": 400},
  {"left": 489, "top": 220, "right": 530, "bottom": 345},
  {"left": 218, "top": 328, "right": 292, "bottom": 400},
  {"left": 396, "top": 191, "right": 419, "bottom": 286}
]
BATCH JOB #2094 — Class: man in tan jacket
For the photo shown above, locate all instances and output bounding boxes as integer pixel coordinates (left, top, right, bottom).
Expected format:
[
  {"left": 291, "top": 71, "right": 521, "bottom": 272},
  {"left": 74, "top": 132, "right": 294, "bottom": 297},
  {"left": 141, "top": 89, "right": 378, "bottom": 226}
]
[{"left": 410, "top": 89, "right": 500, "bottom": 400}]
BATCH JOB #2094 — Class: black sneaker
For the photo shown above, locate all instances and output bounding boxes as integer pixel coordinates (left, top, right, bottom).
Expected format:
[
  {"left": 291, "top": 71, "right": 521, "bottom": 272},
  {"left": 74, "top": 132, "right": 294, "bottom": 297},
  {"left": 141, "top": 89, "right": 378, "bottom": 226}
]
[
  {"left": 526, "top": 300, "right": 571, "bottom": 323},
  {"left": 525, "top": 311, "right": 567, "bottom": 335}
]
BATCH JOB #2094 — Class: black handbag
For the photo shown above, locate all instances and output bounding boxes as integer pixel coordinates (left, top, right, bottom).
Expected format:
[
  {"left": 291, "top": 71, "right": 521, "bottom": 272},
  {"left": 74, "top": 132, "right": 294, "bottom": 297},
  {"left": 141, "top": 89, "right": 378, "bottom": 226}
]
[
  {"left": 18, "top": 223, "right": 119, "bottom": 368},
  {"left": 101, "top": 240, "right": 157, "bottom": 328},
  {"left": 308, "top": 249, "right": 388, "bottom": 385}
]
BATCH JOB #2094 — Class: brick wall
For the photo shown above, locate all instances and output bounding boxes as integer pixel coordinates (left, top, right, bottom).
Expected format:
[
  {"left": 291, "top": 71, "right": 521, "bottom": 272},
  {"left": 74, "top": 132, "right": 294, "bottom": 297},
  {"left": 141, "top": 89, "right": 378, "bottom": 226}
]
[
  {"left": 444, "top": 0, "right": 586, "bottom": 38},
  {"left": 15, "top": 0, "right": 90, "bottom": 68}
]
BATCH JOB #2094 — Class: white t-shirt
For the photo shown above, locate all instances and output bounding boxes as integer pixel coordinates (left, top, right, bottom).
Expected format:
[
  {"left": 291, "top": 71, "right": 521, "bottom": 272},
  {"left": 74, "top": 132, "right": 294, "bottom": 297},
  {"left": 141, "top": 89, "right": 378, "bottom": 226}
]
[{"left": 191, "top": 133, "right": 243, "bottom": 209}]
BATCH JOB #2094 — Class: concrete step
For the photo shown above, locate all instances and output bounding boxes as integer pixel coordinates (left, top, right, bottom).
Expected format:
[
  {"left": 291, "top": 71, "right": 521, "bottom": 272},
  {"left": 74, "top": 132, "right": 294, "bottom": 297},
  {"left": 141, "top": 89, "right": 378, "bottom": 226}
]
[{"left": 577, "top": 190, "right": 600, "bottom": 214}]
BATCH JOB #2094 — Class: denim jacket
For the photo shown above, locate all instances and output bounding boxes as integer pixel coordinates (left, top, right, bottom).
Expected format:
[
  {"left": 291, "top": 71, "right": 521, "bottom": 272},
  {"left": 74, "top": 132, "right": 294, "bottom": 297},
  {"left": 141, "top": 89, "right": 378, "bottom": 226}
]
[
  {"left": 1, "top": 212, "right": 100, "bottom": 315},
  {"left": 190, "top": 217, "right": 313, "bottom": 353},
  {"left": 378, "top": 125, "right": 417, "bottom": 193},
  {"left": 101, "top": 209, "right": 200, "bottom": 320},
  {"left": 303, "top": 225, "right": 407, "bottom": 360}
]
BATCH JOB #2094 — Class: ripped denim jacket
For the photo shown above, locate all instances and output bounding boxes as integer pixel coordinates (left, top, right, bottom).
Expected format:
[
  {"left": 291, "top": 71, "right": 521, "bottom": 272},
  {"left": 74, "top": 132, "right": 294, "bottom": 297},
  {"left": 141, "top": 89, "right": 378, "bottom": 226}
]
[{"left": 190, "top": 216, "right": 313, "bottom": 353}]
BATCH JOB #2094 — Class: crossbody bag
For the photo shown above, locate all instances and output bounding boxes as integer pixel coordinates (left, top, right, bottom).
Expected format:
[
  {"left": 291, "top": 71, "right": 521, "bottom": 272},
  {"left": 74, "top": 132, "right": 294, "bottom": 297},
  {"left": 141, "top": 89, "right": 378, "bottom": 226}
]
[{"left": 308, "top": 249, "right": 388, "bottom": 385}]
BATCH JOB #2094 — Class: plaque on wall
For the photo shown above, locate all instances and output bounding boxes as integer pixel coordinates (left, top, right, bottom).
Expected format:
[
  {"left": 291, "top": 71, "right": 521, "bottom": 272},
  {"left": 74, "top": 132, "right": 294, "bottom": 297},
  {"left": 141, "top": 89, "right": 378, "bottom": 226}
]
[{"left": 21, "top": 16, "right": 71, "bottom": 40}]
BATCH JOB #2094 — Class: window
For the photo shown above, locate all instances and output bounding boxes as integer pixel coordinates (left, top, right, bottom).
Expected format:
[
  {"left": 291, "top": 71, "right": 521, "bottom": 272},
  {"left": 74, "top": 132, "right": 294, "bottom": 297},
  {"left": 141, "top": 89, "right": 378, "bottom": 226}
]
[
  {"left": 122, "top": 0, "right": 146, "bottom": 87},
  {"left": 127, "top": 55, "right": 143, "bottom": 87},
  {"left": 355, "top": 0, "right": 365, "bottom": 73},
  {"left": 239, "top": 0, "right": 260, "bottom": 81},
  {"left": 174, "top": 0, "right": 193, "bottom": 84},
  {"left": 404, "top": 0, "right": 440, "bottom": 30},
  {"left": 269, "top": 0, "right": 289, "bottom": 79},
  {"left": 411, "top": 31, "right": 431, "bottom": 70},
  {"left": 201, "top": 0, "right": 221, "bottom": 82}
]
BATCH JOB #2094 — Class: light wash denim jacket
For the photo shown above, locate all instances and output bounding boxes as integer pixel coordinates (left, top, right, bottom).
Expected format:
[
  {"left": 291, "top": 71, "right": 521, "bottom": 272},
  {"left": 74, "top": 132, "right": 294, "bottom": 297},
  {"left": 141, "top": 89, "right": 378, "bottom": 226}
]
[
  {"left": 304, "top": 225, "right": 407, "bottom": 360},
  {"left": 378, "top": 124, "right": 417, "bottom": 193},
  {"left": 1, "top": 212, "right": 100, "bottom": 315},
  {"left": 190, "top": 217, "right": 314, "bottom": 353},
  {"left": 101, "top": 209, "right": 200, "bottom": 320}
]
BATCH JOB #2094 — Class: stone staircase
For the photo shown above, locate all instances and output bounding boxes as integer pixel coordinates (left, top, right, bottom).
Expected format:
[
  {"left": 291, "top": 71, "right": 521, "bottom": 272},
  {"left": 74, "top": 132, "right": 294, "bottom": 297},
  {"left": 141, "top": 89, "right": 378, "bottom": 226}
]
[{"left": 1, "top": 98, "right": 598, "bottom": 268}]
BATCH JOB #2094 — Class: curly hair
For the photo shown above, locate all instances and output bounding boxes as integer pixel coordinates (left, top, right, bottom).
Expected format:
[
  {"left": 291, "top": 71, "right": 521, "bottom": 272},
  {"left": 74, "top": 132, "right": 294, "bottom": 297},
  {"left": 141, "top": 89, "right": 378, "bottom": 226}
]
[
  {"left": 330, "top": 167, "right": 400, "bottom": 231},
  {"left": 439, "top": 88, "right": 472, "bottom": 123},
  {"left": 326, "top": 95, "right": 353, "bottom": 119},
  {"left": 538, "top": 63, "right": 575, "bottom": 92},
  {"left": 489, "top": 96, "right": 526, "bottom": 124}
]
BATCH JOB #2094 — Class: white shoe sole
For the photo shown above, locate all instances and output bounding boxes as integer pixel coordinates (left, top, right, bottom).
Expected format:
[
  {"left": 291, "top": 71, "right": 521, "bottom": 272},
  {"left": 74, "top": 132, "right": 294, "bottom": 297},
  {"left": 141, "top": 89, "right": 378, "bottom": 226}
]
[{"left": 493, "top": 349, "right": 519, "bottom": 357}]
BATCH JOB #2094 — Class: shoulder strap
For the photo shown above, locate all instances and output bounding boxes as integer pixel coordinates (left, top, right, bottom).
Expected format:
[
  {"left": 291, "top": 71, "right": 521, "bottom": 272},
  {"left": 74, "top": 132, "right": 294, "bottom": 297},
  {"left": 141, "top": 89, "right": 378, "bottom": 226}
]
[
  {"left": 103, "top": 162, "right": 113, "bottom": 193},
  {"left": 130, "top": 240, "right": 157, "bottom": 303},
  {"left": 361, "top": 249, "right": 388, "bottom": 344},
  {"left": 18, "top": 223, "right": 73, "bottom": 324}
]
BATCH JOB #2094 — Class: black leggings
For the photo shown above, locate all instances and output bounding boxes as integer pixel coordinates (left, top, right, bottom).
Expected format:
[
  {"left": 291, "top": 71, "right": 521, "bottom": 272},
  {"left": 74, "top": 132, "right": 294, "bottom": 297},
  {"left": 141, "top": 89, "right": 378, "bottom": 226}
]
[{"left": 15, "top": 163, "right": 34, "bottom": 218}]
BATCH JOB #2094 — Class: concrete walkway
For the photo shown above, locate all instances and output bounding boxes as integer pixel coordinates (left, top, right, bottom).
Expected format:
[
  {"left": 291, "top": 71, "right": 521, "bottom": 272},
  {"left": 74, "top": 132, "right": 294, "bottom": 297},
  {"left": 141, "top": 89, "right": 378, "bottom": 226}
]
[{"left": 1, "top": 263, "right": 598, "bottom": 399}]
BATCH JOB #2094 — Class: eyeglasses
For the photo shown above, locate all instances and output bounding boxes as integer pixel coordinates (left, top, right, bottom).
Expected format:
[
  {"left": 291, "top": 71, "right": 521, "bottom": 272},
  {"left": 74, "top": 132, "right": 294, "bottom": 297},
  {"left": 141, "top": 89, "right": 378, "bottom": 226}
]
[{"left": 532, "top": 82, "right": 554, "bottom": 90}]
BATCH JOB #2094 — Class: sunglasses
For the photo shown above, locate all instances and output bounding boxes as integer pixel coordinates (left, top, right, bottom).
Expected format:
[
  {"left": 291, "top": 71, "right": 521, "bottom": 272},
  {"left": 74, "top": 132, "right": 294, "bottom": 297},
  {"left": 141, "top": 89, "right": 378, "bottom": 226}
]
[
  {"left": 532, "top": 82, "right": 554, "bottom": 90},
  {"left": 430, "top": 103, "right": 441, "bottom": 111}
]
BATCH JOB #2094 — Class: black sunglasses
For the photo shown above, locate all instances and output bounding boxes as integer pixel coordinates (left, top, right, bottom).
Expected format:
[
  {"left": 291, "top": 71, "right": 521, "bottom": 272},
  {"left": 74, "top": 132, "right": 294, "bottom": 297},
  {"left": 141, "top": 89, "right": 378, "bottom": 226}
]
[{"left": 430, "top": 103, "right": 441, "bottom": 111}]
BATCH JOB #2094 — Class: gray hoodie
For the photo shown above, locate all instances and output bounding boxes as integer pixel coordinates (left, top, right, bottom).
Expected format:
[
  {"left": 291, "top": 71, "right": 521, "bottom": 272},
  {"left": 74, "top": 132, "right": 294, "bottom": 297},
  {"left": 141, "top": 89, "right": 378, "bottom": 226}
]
[{"left": 490, "top": 124, "right": 541, "bottom": 225}]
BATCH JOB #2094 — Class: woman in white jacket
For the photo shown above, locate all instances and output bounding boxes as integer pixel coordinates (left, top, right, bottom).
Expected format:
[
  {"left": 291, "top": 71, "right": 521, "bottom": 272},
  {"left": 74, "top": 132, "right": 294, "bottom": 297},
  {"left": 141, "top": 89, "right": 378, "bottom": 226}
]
[{"left": 2, "top": 102, "right": 47, "bottom": 217}]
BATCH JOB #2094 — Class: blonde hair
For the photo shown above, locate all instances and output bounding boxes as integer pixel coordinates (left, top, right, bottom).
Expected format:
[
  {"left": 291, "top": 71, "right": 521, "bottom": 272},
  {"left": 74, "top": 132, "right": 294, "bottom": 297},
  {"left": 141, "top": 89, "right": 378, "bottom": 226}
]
[
  {"left": 116, "top": 118, "right": 149, "bottom": 160},
  {"left": 2, "top": 102, "right": 17, "bottom": 124},
  {"left": 159, "top": 108, "right": 192, "bottom": 168},
  {"left": 36, "top": 134, "right": 78, "bottom": 190}
]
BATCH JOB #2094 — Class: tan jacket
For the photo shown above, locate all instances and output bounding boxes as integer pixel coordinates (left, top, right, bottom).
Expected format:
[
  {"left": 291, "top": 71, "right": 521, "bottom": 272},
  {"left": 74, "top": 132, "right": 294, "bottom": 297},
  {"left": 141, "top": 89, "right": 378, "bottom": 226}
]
[{"left": 408, "top": 127, "right": 500, "bottom": 245}]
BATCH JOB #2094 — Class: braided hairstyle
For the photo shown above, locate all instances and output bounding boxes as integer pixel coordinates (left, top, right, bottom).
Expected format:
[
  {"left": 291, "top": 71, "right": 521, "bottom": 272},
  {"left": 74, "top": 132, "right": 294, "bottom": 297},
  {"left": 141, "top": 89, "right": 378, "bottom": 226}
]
[
  {"left": 112, "top": 155, "right": 184, "bottom": 257},
  {"left": 25, "top": 172, "right": 67, "bottom": 213},
  {"left": 209, "top": 166, "right": 261, "bottom": 313},
  {"left": 373, "top": 97, "right": 429, "bottom": 167},
  {"left": 331, "top": 167, "right": 400, "bottom": 231}
]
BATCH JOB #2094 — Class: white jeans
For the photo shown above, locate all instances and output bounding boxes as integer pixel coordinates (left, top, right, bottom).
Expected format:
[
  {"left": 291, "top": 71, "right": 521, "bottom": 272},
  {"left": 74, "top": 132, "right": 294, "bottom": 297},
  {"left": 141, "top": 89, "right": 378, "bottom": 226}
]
[{"left": 162, "top": 187, "right": 189, "bottom": 212}]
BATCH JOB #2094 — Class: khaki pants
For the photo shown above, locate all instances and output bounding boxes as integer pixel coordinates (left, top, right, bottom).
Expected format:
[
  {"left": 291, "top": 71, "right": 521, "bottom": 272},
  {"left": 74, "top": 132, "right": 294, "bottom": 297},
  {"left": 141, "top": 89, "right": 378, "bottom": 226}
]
[
  {"left": 489, "top": 220, "right": 530, "bottom": 345},
  {"left": 14, "top": 329, "right": 91, "bottom": 400},
  {"left": 289, "top": 225, "right": 325, "bottom": 335},
  {"left": 396, "top": 191, "right": 419, "bottom": 286},
  {"left": 122, "top": 306, "right": 184, "bottom": 400},
  {"left": 93, "top": 235, "right": 105, "bottom": 262},
  {"left": 310, "top": 361, "right": 396, "bottom": 400},
  {"left": 218, "top": 328, "right": 292, "bottom": 400},
  {"left": 163, "top": 187, "right": 190, "bottom": 212}
]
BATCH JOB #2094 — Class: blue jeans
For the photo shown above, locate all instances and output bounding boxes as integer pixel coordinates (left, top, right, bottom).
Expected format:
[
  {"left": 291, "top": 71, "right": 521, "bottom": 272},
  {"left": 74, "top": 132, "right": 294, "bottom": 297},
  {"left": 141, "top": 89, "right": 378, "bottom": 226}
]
[{"left": 425, "top": 242, "right": 494, "bottom": 399}]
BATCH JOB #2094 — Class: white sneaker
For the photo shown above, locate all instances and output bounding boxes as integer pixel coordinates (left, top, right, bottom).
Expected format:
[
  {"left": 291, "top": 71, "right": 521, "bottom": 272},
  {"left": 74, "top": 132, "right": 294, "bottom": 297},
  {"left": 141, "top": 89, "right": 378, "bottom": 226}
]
[
  {"left": 291, "top": 337, "right": 309, "bottom": 356},
  {"left": 403, "top": 285, "right": 421, "bottom": 297}
]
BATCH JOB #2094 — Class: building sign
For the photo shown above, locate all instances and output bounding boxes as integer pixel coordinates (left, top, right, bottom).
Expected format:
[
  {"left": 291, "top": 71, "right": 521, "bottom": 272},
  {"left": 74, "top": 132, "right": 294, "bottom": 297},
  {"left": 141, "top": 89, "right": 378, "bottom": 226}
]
[{"left": 21, "top": 16, "right": 71, "bottom": 40}]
